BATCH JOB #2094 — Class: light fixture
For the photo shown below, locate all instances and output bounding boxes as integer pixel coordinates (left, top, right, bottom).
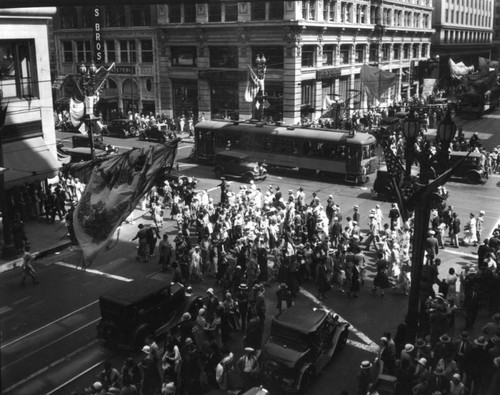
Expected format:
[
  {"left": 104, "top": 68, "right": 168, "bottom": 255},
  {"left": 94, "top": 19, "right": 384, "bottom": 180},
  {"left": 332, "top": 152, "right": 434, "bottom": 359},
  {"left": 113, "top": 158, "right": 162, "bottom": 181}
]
[
  {"left": 78, "top": 62, "right": 87, "bottom": 76},
  {"left": 437, "top": 110, "right": 457, "bottom": 144},
  {"left": 402, "top": 111, "right": 420, "bottom": 140}
]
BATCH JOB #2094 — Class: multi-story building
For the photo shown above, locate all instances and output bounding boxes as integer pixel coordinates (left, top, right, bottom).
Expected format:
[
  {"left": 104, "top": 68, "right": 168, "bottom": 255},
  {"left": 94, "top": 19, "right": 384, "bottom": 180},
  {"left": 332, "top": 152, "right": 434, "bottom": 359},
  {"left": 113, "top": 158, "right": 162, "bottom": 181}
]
[
  {"left": 0, "top": 7, "right": 60, "bottom": 257},
  {"left": 431, "top": 0, "right": 495, "bottom": 73},
  {"left": 52, "top": 1, "right": 433, "bottom": 125},
  {"left": 493, "top": 0, "right": 500, "bottom": 59}
]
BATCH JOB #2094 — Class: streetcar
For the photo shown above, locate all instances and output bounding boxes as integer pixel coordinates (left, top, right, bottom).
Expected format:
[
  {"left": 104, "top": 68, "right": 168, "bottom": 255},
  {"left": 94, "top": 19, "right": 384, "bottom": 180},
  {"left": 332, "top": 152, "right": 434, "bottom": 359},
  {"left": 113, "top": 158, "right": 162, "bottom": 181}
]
[{"left": 194, "top": 120, "right": 378, "bottom": 184}]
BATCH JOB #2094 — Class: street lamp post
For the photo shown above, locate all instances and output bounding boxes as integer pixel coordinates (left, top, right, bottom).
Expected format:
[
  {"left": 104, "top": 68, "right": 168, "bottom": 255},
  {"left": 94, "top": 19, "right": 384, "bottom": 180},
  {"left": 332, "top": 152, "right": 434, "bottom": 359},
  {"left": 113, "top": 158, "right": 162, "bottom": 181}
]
[
  {"left": 402, "top": 110, "right": 420, "bottom": 181},
  {"left": 436, "top": 109, "right": 457, "bottom": 162},
  {"left": 404, "top": 107, "right": 457, "bottom": 342},
  {"left": 78, "top": 61, "right": 100, "bottom": 159},
  {"left": 255, "top": 54, "right": 266, "bottom": 121}
]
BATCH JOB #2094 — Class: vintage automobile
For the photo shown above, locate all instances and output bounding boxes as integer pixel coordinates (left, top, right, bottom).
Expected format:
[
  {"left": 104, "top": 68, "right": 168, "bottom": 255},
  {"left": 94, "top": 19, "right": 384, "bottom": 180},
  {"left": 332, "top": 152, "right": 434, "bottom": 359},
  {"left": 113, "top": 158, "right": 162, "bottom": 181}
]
[
  {"left": 97, "top": 279, "right": 203, "bottom": 349},
  {"left": 260, "top": 306, "right": 350, "bottom": 393},
  {"left": 213, "top": 150, "right": 267, "bottom": 183},
  {"left": 138, "top": 123, "right": 173, "bottom": 143},
  {"left": 102, "top": 118, "right": 138, "bottom": 138}
]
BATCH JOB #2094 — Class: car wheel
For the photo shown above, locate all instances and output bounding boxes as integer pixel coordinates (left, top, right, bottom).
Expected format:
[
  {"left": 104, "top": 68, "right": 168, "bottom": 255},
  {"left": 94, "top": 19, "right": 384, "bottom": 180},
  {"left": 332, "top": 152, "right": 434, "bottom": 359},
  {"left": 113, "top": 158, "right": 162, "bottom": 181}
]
[
  {"left": 129, "top": 126, "right": 137, "bottom": 137},
  {"left": 299, "top": 368, "right": 314, "bottom": 392},
  {"left": 335, "top": 328, "right": 349, "bottom": 354},
  {"left": 465, "top": 170, "right": 481, "bottom": 184},
  {"left": 214, "top": 167, "right": 224, "bottom": 178}
]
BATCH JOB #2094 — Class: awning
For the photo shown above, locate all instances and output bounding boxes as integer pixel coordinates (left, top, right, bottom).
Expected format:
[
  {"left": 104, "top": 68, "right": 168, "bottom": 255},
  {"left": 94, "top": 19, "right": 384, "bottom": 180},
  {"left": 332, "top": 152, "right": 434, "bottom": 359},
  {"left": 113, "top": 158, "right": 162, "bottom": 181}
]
[{"left": 3, "top": 137, "right": 61, "bottom": 189}]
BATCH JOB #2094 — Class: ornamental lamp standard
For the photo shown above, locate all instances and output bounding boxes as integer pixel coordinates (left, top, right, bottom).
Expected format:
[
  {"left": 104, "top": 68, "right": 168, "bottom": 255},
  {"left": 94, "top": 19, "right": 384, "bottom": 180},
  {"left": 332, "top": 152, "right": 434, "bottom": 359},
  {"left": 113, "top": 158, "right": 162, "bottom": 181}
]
[
  {"left": 255, "top": 54, "right": 267, "bottom": 121},
  {"left": 436, "top": 109, "right": 457, "bottom": 162},
  {"left": 402, "top": 110, "right": 420, "bottom": 181},
  {"left": 78, "top": 61, "right": 99, "bottom": 159}
]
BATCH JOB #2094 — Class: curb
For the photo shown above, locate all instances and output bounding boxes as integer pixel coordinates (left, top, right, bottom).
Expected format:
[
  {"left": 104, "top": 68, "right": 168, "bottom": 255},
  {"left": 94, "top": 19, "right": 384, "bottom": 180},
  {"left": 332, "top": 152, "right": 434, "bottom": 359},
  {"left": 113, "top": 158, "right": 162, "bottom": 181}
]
[
  {"left": 0, "top": 241, "right": 73, "bottom": 274},
  {"left": 0, "top": 209, "right": 151, "bottom": 274}
]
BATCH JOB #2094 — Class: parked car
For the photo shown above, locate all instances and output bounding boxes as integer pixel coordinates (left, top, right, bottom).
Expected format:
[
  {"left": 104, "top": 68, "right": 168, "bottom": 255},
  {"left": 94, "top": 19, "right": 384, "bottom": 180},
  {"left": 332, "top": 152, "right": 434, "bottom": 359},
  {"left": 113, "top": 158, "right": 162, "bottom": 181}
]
[
  {"left": 434, "top": 150, "right": 488, "bottom": 184},
  {"left": 260, "top": 306, "right": 349, "bottom": 393},
  {"left": 102, "top": 119, "right": 138, "bottom": 138},
  {"left": 138, "top": 123, "right": 173, "bottom": 143},
  {"left": 97, "top": 279, "right": 203, "bottom": 349},
  {"left": 213, "top": 150, "right": 267, "bottom": 183}
]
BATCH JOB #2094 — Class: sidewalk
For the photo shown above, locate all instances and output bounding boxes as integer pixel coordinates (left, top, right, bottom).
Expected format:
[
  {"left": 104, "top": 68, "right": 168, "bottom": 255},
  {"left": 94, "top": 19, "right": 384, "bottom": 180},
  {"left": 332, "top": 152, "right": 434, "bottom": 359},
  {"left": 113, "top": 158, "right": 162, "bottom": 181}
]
[{"left": 0, "top": 207, "right": 151, "bottom": 274}]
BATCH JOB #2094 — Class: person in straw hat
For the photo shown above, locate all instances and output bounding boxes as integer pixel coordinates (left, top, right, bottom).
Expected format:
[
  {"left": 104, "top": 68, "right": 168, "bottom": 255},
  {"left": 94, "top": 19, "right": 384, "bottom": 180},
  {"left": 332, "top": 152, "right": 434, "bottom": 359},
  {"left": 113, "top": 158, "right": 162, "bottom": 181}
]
[
  {"left": 236, "top": 347, "right": 260, "bottom": 391},
  {"left": 357, "top": 360, "right": 374, "bottom": 395}
]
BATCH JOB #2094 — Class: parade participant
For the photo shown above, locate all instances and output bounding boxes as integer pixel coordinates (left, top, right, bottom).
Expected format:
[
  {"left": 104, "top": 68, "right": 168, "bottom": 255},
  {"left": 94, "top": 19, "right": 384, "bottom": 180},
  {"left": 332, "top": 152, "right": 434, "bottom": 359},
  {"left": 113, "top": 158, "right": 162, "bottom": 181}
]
[
  {"left": 449, "top": 213, "right": 461, "bottom": 248},
  {"left": 476, "top": 210, "right": 486, "bottom": 242},
  {"left": 236, "top": 347, "right": 260, "bottom": 391},
  {"left": 365, "top": 211, "right": 380, "bottom": 251},
  {"left": 131, "top": 224, "right": 149, "bottom": 262},
  {"left": 276, "top": 283, "right": 293, "bottom": 313},
  {"left": 141, "top": 345, "right": 162, "bottom": 395},
  {"left": 158, "top": 234, "right": 173, "bottom": 272},
  {"left": 357, "top": 360, "right": 374, "bottom": 395},
  {"left": 463, "top": 213, "right": 478, "bottom": 246},
  {"left": 20, "top": 251, "right": 39, "bottom": 287},
  {"left": 215, "top": 347, "right": 234, "bottom": 391}
]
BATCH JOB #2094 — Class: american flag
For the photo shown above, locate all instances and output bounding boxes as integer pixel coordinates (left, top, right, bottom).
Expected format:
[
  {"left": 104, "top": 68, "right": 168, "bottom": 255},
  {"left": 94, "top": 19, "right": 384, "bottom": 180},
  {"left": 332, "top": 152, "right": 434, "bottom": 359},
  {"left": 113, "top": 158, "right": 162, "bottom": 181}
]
[
  {"left": 380, "top": 139, "right": 408, "bottom": 221},
  {"left": 380, "top": 140, "right": 405, "bottom": 180}
]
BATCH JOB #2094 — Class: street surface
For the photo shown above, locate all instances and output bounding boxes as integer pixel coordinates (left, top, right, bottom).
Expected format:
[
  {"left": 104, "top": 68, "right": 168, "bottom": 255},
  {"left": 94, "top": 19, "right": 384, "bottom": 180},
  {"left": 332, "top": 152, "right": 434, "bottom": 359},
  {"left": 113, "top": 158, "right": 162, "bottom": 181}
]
[{"left": 1, "top": 111, "right": 500, "bottom": 394}]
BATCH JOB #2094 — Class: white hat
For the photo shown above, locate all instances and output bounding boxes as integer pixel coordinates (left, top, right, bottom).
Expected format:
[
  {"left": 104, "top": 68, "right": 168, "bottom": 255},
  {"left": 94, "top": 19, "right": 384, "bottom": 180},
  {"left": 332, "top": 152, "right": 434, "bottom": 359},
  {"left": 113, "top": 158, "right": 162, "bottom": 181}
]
[
  {"left": 480, "top": 210, "right": 485, "bottom": 215},
  {"left": 142, "top": 345, "right": 151, "bottom": 354},
  {"left": 418, "top": 358, "right": 427, "bottom": 366},
  {"left": 93, "top": 382, "right": 103, "bottom": 390},
  {"left": 207, "top": 288, "right": 214, "bottom": 295},
  {"left": 244, "top": 347, "right": 255, "bottom": 353},
  {"left": 404, "top": 343, "right": 414, "bottom": 352}
]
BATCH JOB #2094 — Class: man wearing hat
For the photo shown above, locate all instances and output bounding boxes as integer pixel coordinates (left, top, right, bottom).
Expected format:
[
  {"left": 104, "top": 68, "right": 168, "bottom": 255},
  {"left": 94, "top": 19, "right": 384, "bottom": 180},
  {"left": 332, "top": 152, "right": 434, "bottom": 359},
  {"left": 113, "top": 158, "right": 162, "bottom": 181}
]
[
  {"left": 365, "top": 212, "right": 380, "bottom": 251},
  {"left": 462, "top": 266, "right": 481, "bottom": 330},
  {"left": 276, "top": 283, "right": 293, "bottom": 313},
  {"left": 236, "top": 283, "right": 249, "bottom": 332},
  {"left": 353, "top": 204, "right": 360, "bottom": 223},
  {"left": 425, "top": 230, "right": 439, "bottom": 265},
  {"left": 455, "top": 331, "right": 473, "bottom": 374},
  {"left": 463, "top": 336, "right": 491, "bottom": 393},
  {"left": 203, "top": 288, "right": 220, "bottom": 325},
  {"left": 400, "top": 343, "right": 415, "bottom": 366},
  {"left": 482, "top": 312, "right": 500, "bottom": 340},
  {"left": 141, "top": 344, "right": 161, "bottom": 395},
  {"left": 237, "top": 347, "right": 260, "bottom": 391},
  {"left": 357, "top": 360, "right": 374, "bottom": 395},
  {"left": 428, "top": 363, "right": 449, "bottom": 394}
]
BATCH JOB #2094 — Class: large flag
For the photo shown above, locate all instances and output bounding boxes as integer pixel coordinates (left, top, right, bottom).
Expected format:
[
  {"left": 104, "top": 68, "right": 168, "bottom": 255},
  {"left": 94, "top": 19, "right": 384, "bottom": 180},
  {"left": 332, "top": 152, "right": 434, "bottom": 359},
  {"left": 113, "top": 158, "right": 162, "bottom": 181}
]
[
  {"left": 360, "top": 65, "right": 398, "bottom": 100},
  {"left": 71, "top": 139, "right": 179, "bottom": 263},
  {"left": 449, "top": 58, "right": 474, "bottom": 79},
  {"left": 245, "top": 65, "right": 261, "bottom": 102}
]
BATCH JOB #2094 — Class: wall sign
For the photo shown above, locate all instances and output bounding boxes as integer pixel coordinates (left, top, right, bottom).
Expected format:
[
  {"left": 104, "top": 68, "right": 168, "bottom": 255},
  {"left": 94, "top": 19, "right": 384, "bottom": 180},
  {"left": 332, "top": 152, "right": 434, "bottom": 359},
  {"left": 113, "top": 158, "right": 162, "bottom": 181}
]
[{"left": 94, "top": 7, "right": 103, "bottom": 63}]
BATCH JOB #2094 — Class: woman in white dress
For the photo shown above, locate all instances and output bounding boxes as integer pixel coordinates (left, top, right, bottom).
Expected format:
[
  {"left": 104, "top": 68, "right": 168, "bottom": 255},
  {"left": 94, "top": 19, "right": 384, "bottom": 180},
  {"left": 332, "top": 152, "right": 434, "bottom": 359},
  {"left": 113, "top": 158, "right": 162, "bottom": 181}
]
[{"left": 463, "top": 213, "right": 478, "bottom": 246}]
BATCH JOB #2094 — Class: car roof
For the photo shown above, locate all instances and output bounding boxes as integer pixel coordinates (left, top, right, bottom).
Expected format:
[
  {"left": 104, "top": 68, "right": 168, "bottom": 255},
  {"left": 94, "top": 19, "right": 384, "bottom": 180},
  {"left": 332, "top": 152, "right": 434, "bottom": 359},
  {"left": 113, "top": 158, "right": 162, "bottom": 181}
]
[
  {"left": 273, "top": 306, "right": 327, "bottom": 335},
  {"left": 112, "top": 119, "right": 132, "bottom": 122},
  {"left": 100, "top": 279, "right": 182, "bottom": 307},
  {"left": 450, "top": 151, "right": 481, "bottom": 158}
]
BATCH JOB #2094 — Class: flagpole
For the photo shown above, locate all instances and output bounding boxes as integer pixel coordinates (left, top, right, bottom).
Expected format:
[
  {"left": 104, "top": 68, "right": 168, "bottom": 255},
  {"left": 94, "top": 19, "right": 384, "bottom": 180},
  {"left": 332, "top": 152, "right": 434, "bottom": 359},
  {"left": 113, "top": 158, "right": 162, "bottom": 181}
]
[{"left": 255, "top": 54, "right": 266, "bottom": 121}]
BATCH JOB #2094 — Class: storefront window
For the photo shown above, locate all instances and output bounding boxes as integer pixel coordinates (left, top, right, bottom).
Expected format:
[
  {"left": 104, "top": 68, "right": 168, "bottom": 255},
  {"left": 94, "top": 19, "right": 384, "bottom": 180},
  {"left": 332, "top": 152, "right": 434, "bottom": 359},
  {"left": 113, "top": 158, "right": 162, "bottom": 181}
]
[
  {"left": 211, "top": 81, "right": 239, "bottom": 120},
  {"left": 173, "top": 80, "right": 198, "bottom": 119},
  {"left": 171, "top": 46, "right": 197, "bottom": 67},
  {"left": 209, "top": 47, "right": 238, "bottom": 68}
]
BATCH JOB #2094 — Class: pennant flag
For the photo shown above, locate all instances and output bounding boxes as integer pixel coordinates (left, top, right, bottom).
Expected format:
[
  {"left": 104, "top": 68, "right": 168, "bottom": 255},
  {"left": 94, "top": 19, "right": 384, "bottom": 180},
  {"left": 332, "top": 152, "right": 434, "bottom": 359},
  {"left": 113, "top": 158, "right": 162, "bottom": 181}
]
[
  {"left": 71, "top": 139, "right": 179, "bottom": 263},
  {"left": 245, "top": 65, "right": 260, "bottom": 103},
  {"left": 360, "top": 65, "right": 398, "bottom": 100}
]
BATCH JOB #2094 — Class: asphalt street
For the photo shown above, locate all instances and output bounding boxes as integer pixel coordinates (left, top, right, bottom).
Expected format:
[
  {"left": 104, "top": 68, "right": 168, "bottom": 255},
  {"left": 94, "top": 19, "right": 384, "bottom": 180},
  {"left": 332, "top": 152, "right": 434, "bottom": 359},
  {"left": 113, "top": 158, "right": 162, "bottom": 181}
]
[{"left": 1, "top": 111, "right": 500, "bottom": 395}]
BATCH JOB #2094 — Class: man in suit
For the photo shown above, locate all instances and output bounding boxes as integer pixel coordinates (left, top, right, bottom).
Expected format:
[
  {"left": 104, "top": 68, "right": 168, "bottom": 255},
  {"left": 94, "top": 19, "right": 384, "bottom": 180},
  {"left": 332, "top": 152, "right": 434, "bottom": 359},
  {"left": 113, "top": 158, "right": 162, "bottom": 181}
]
[
  {"left": 450, "top": 212, "right": 461, "bottom": 248},
  {"left": 454, "top": 330, "right": 473, "bottom": 375}
]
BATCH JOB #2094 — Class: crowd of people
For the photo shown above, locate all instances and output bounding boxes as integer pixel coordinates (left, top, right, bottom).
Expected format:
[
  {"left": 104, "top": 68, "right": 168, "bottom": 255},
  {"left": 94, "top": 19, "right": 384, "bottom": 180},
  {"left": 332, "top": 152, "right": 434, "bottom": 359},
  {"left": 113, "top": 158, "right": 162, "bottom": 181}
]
[
  {"left": 74, "top": 164, "right": 498, "bottom": 395},
  {"left": 357, "top": 310, "right": 500, "bottom": 395}
]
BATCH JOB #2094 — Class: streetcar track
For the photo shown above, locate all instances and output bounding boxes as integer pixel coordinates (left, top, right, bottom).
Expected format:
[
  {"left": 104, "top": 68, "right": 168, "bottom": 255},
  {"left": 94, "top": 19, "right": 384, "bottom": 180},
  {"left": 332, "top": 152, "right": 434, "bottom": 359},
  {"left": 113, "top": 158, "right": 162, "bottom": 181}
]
[{"left": 1, "top": 318, "right": 100, "bottom": 371}]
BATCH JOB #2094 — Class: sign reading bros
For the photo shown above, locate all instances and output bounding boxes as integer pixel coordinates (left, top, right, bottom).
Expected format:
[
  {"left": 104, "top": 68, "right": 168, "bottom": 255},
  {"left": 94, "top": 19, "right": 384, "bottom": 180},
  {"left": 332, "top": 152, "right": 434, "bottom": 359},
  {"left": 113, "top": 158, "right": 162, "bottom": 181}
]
[{"left": 94, "top": 7, "right": 103, "bottom": 63}]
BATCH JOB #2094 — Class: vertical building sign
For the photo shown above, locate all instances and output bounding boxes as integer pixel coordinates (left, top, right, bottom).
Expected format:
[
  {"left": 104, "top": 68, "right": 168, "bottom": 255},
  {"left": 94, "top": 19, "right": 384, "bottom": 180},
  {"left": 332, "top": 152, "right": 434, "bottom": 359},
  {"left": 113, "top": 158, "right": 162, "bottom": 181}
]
[
  {"left": 409, "top": 60, "right": 414, "bottom": 85},
  {"left": 94, "top": 6, "right": 103, "bottom": 63}
]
